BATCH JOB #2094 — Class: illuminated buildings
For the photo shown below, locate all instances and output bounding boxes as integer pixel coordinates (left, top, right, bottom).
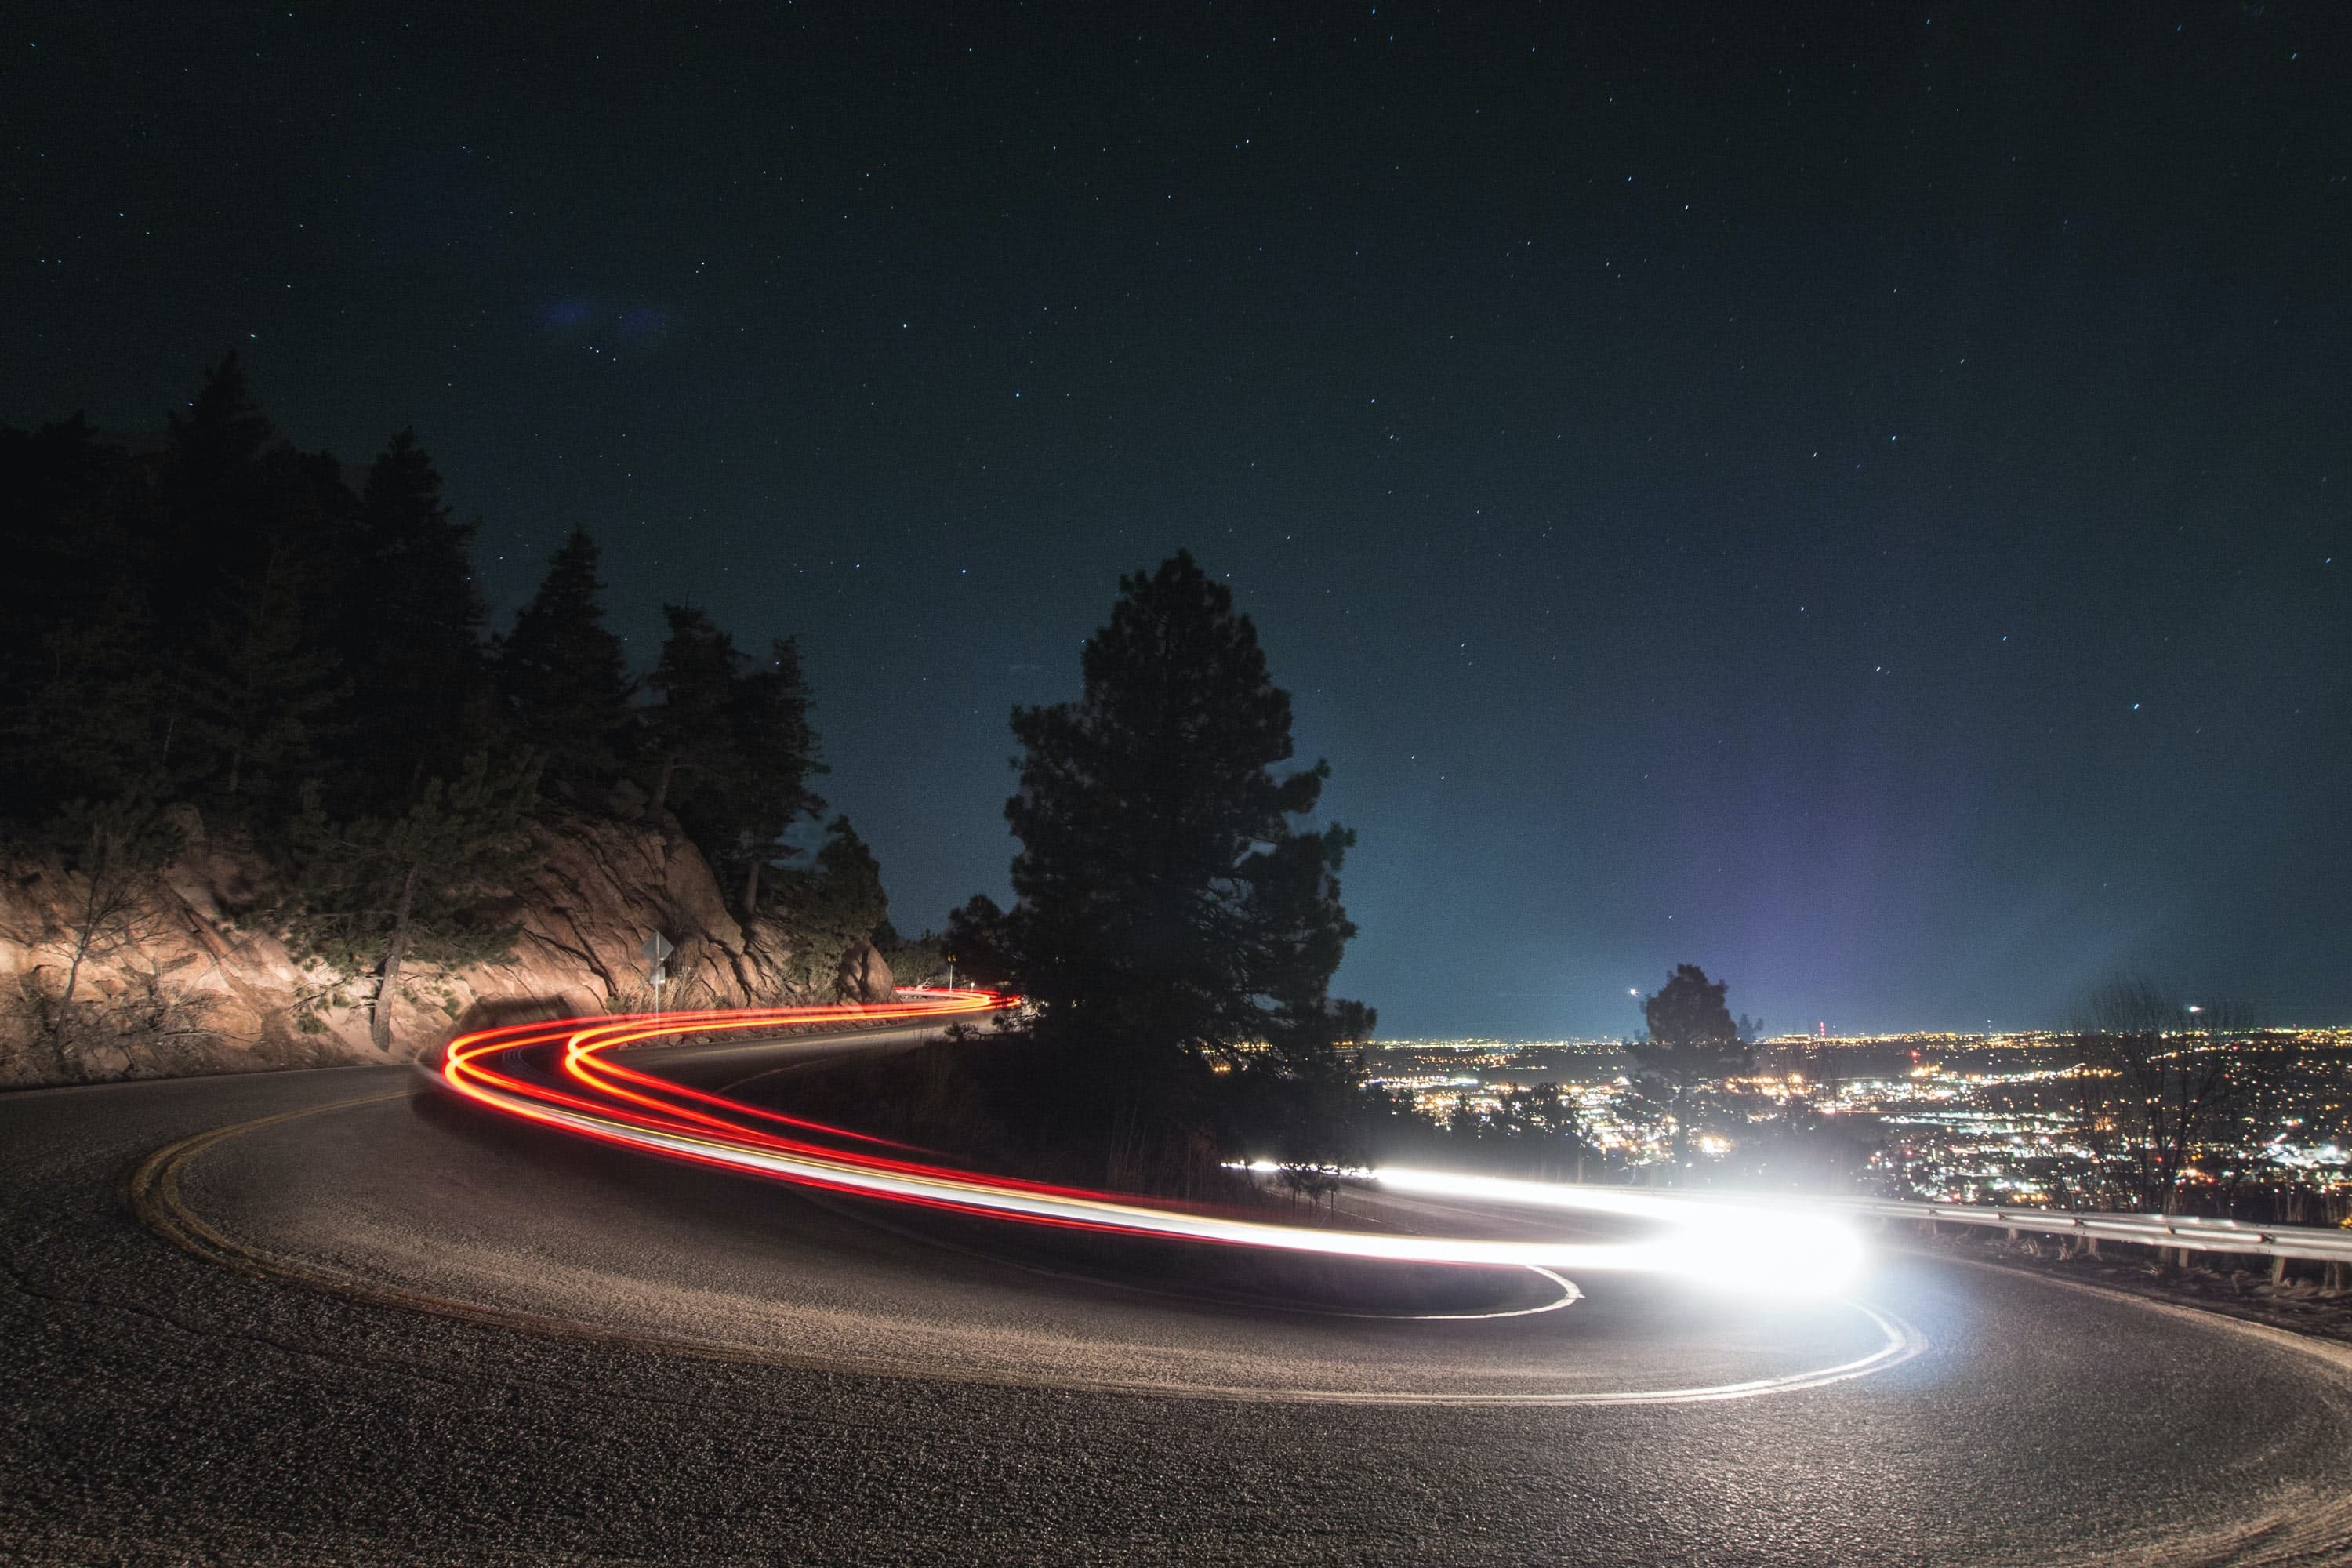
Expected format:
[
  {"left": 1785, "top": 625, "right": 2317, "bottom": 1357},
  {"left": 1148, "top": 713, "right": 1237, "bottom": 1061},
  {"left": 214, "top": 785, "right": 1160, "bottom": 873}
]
[{"left": 1364, "top": 1032, "right": 2352, "bottom": 1210}]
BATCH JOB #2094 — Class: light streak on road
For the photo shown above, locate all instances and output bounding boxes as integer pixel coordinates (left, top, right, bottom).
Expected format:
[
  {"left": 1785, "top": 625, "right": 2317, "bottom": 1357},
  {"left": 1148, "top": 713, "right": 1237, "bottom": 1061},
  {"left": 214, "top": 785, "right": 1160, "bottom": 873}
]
[{"left": 436, "top": 993, "right": 1863, "bottom": 1297}]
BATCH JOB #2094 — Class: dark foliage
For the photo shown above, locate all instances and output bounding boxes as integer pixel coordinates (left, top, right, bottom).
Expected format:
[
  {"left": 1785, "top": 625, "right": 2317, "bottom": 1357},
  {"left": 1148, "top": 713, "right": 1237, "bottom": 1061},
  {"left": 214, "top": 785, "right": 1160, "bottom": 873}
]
[
  {"left": 0, "top": 416, "right": 143, "bottom": 792},
  {"left": 960, "top": 550, "right": 1374, "bottom": 1174},
  {"left": 286, "top": 751, "right": 543, "bottom": 1051},
  {"left": 1630, "top": 962, "right": 1754, "bottom": 1178},
  {"left": 760, "top": 1029, "right": 1246, "bottom": 1203},
  {"left": 333, "top": 430, "right": 490, "bottom": 803},
  {"left": 1458, "top": 1083, "right": 1596, "bottom": 1174},
  {"left": 6, "top": 579, "right": 169, "bottom": 815},
  {"left": 642, "top": 607, "right": 826, "bottom": 913},
  {"left": 182, "top": 534, "right": 347, "bottom": 818},
  {"left": 725, "top": 637, "right": 826, "bottom": 911},
  {"left": 492, "top": 529, "right": 635, "bottom": 797},
  {"left": 874, "top": 924, "right": 949, "bottom": 987},
  {"left": 0, "top": 361, "right": 841, "bottom": 1048},
  {"left": 942, "top": 893, "right": 1020, "bottom": 990},
  {"left": 768, "top": 815, "right": 889, "bottom": 993}
]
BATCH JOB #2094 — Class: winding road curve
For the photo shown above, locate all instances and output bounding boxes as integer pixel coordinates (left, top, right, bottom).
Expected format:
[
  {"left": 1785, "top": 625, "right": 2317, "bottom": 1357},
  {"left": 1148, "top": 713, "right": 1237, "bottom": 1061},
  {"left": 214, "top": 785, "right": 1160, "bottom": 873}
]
[{"left": 5, "top": 1004, "right": 2352, "bottom": 1565}]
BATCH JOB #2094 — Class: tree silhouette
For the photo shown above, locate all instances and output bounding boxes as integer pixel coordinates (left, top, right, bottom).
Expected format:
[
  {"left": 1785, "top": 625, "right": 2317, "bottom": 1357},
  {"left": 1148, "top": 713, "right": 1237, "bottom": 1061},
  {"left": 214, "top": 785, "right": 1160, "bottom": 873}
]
[
  {"left": 0, "top": 416, "right": 140, "bottom": 717},
  {"left": 163, "top": 354, "right": 274, "bottom": 534},
  {"left": 724, "top": 637, "right": 826, "bottom": 913},
  {"left": 335, "top": 430, "right": 488, "bottom": 800},
  {"left": 183, "top": 539, "right": 346, "bottom": 817},
  {"left": 2073, "top": 978, "right": 2259, "bottom": 1216},
  {"left": 641, "top": 604, "right": 741, "bottom": 824},
  {"left": 0, "top": 368, "right": 873, "bottom": 1075},
  {"left": 1631, "top": 963, "right": 1751, "bottom": 1178},
  {"left": 642, "top": 607, "right": 825, "bottom": 912},
  {"left": 8, "top": 582, "right": 168, "bottom": 817},
  {"left": 158, "top": 353, "right": 281, "bottom": 645},
  {"left": 994, "top": 550, "right": 1370, "bottom": 1096},
  {"left": 494, "top": 529, "right": 635, "bottom": 797},
  {"left": 942, "top": 894, "right": 1019, "bottom": 991}
]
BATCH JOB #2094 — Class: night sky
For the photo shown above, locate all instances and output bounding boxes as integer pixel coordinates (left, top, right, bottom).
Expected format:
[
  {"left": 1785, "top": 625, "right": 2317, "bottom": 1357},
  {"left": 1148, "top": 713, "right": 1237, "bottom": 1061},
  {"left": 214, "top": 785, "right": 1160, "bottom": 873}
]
[{"left": 6, "top": 4, "right": 2347, "bottom": 1037}]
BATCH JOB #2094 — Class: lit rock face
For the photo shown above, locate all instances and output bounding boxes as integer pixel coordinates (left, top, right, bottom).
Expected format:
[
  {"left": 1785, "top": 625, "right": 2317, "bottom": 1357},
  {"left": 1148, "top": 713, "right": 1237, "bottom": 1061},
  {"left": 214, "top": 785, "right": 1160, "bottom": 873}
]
[
  {"left": 833, "top": 938, "right": 896, "bottom": 1005},
  {"left": 0, "top": 812, "right": 827, "bottom": 1087}
]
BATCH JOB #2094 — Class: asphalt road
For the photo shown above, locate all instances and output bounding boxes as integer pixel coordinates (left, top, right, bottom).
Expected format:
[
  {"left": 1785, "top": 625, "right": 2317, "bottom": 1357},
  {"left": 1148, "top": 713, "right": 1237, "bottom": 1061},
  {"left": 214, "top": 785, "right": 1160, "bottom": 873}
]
[{"left": 5, "top": 1047, "right": 2352, "bottom": 1566}]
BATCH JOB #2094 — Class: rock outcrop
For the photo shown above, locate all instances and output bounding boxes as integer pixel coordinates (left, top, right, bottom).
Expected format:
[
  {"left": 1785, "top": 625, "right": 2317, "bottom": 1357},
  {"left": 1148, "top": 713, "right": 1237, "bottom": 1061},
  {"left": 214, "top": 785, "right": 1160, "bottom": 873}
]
[
  {"left": 0, "top": 811, "right": 885, "bottom": 1088},
  {"left": 833, "top": 938, "right": 895, "bottom": 1005}
]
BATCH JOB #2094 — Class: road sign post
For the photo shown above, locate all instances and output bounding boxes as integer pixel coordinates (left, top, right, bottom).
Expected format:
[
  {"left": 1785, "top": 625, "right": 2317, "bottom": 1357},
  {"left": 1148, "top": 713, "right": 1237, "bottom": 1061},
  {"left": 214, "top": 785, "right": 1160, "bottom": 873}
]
[{"left": 641, "top": 932, "right": 674, "bottom": 1018}]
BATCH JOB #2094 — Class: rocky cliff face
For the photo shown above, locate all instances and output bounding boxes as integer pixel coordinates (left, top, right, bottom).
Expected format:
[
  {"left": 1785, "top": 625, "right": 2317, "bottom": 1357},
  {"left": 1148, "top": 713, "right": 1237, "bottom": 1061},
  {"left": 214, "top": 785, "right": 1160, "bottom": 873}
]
[{"left": 0, "top": 811, "right": 891, "bottom": 1089}]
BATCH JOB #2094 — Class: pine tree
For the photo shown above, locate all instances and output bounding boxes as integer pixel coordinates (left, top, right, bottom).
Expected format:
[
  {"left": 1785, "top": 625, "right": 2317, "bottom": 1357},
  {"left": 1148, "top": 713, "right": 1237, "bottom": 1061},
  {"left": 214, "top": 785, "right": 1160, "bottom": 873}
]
[
  {"left": 0, "top": 416, "right": 136, "bottom": 688},
  {"left": 158, "top": 354, "right": 279, "bottom": 632},
  {"left": 183, "top": 540, "right": 347, "bottom": 818},
  {"left": 1, "top": 419, "right": 159, "bottom": 818},
  {"left": 151, "top": 358, "right": 357, "bottom": 826},
  {"left": 336, "top": 430, "right": 488, "bottom": 798},
  {"left": 165, "top": 352, "right": 273, "bottom": 495},
  {"left": 0, "top": 420, "right": 157, "bottom": 818},
  {"left": 7, "top": 582, "right": 168, "bottom": 817},
  {"left": 641, "top": 604, "right": 742, "bottom": 826},
  {"left": 493, "top": 530, "right": 633, "bottom": 795},
  {"left": 996, "top": 550, "right": 1370, "bottom": 1087},
  {"left": 726, "top": 637, "right": 826, "bottom": 912},
  {"left": 641, "top": 608, "right": 826, "bottom": 910}
]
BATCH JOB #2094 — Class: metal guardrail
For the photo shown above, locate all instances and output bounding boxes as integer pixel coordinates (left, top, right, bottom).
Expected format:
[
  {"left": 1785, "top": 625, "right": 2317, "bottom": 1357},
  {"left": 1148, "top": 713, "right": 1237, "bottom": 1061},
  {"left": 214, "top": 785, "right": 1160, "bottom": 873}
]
[{"left": 1820, "top": 1196, "right": 2352, "bottom": 1264}]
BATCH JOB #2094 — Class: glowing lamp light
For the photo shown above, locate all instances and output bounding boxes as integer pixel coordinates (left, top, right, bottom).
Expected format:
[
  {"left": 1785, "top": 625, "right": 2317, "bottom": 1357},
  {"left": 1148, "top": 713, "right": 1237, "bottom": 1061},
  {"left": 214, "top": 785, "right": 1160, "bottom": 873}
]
[{"left": 1370, "top": 1167, "right": 1864, "bottom": 1299}]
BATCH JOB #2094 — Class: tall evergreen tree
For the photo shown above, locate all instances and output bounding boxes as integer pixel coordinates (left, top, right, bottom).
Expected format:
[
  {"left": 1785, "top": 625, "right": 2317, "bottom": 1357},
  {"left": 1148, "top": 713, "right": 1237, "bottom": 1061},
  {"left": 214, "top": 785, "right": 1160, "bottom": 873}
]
[
  {"left": 183, "top": 539, "right": 347, "bottom": 818},
  {"left": 727, "top": 637, "right": 826, "bottom": 912},
  {"left": 2, "top": 373, "right": 334, "bottom": 822},
  {"left": 0, "top": 420, "right": 141, "bottom": 817},
  {"left": 336, "top": 430, "right": 488, "bottom": 799},
  {"left": 165, "top": 352, "right": 273, "bottom": 498},
  {"left": 154, "top": 361, "right": 358, "bottom": 824},
  {"left": 641, "top": 604, "right": 742, "bottom": 825},
  {"left": 3, "top": 370, "right": 507, "bottom": 855},
  {"left": 158, "top": 354, "right": 279, "bottom": 632},
  {"left": 493, "top": 530, "right": 634, "bottom": 796},
  {"left": 996, "top": 550, "right": 1370, "bottom": 1087},
  {"left": 11, "top": 583, "right": 169, "bottom": 815},
  {"left": 641, "top": 608, "right": 826, "bottom": 911},
  {"left": 0, "top": 416, "right": 136, "bottom": 686}
]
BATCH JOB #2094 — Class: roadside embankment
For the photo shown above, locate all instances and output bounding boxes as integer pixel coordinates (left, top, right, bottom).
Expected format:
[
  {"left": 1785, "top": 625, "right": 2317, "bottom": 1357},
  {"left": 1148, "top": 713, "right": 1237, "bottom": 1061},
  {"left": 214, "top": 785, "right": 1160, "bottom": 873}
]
[{"left": 0, "top": 808, "right": 892, "bottom": 1088}]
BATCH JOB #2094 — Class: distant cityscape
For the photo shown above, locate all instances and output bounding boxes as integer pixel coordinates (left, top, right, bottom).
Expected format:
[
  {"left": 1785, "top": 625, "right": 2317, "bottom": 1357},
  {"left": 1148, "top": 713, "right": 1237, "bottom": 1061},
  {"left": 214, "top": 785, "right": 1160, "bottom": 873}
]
[{"left": 1367, "top": 1031, "right": 2352, "bottom": 1213}]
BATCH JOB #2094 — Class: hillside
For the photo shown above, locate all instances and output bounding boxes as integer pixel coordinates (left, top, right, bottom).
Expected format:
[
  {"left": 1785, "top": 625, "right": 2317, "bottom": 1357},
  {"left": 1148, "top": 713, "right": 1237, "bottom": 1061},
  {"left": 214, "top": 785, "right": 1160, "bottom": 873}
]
[{"left": 0, "top": 806, "right": 893, "bottom": 1089}]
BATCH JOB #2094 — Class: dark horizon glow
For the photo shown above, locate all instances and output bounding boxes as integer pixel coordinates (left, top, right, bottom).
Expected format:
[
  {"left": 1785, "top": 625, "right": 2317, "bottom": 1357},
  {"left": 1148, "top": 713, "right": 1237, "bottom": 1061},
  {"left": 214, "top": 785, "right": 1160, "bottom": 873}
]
[{"left": 5, "top": 5, "right": 2347, "bottom": 1035}]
